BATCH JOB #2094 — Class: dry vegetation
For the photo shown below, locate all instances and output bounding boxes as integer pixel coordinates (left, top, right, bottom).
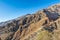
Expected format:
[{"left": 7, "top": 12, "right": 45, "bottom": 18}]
[{"left": 0, "top": 4, "right": 60, "bottom": 40}]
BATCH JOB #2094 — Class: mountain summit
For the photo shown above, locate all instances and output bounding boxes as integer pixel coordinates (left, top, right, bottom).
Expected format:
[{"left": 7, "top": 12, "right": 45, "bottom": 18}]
[{"left": 0, "top": 4, "right": 60, "bottom": 40}]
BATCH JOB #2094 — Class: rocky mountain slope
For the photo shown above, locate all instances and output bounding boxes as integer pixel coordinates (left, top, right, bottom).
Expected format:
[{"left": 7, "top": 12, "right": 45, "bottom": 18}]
[{"left": 0, "top": 4, "right": 60, "bottom": 40}]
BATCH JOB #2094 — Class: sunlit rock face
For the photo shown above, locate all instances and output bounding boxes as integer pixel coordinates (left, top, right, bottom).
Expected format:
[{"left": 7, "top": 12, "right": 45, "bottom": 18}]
[{"left": 0, "top": 4, "right": 60, "bottom": 40}]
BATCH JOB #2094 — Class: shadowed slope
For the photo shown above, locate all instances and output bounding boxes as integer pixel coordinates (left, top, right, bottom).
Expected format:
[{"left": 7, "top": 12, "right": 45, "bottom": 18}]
[{"left": 0, "top": 4, "right": 60, "bottom": 40}]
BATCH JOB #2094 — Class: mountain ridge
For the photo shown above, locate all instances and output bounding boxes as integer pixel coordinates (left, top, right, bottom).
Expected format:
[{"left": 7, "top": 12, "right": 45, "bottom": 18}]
[{"left": 0, "top": 4, "right": 60, "bottom": 40}]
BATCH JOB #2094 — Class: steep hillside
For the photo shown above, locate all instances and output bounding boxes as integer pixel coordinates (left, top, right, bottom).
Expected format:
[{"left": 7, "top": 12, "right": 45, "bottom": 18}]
[{"left": 0, "top": 4, "right": 60, "bottom": 40}]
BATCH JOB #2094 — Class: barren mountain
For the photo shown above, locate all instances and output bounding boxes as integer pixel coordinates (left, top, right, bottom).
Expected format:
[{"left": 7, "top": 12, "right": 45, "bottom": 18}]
[{"left": 0, "top": 4, "right": 60, "bottom": 40}]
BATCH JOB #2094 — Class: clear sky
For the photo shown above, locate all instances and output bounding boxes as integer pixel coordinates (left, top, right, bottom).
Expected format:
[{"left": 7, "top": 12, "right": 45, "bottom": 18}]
[{"left": 0, "top": 0, "right": 60, "bottom": 22}]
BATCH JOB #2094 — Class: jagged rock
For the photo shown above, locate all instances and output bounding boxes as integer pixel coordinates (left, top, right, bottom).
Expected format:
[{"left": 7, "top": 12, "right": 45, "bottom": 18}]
[{"left": 0, "top": 4, "right": 60, "bottom": 40}]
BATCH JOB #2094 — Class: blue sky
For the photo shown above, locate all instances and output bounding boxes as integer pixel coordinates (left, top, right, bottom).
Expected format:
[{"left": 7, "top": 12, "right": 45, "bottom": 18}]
[{"left": 0, "top": 0, "right": 60, "bottom": 22}]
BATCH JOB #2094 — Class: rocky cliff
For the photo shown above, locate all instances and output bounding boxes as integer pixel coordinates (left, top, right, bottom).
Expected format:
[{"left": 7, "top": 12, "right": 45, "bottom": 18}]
[{"left": 0, "top": 4, "right": 60, "bottom": 40}]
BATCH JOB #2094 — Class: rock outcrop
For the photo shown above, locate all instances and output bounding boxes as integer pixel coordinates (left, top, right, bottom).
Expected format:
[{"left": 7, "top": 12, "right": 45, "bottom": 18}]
[{"left": 0, "top": 4, "right": 60, "bottom": 40}]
